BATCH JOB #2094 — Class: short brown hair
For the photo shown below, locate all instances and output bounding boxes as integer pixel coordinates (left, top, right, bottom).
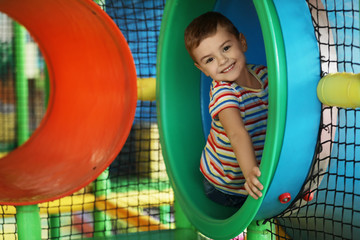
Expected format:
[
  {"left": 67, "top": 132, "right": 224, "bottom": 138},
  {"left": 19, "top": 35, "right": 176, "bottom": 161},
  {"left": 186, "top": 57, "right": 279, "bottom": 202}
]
[{"left": 184, "top": 11, "right": 239, "bottom": 62}]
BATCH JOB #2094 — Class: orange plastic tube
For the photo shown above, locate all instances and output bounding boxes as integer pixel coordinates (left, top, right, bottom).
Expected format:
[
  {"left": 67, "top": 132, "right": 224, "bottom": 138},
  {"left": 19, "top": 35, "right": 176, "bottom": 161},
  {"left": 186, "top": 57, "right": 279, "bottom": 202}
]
[{"left": 0, "top": 0, "right": 137, "bottom": 205}]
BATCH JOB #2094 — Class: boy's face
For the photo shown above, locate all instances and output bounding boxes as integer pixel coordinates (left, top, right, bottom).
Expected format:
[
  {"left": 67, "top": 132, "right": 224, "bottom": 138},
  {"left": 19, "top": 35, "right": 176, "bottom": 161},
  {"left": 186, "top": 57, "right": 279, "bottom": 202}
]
[{"left": 192, "top": 25, "right": 248, "bottom": 83}]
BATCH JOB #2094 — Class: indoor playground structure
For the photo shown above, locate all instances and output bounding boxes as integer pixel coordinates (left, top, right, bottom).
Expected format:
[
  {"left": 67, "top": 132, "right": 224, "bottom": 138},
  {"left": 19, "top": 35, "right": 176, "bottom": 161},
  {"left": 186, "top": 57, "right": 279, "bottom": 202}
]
[{"left": 0, "top": 0, "right": 358, "bottom": 240}]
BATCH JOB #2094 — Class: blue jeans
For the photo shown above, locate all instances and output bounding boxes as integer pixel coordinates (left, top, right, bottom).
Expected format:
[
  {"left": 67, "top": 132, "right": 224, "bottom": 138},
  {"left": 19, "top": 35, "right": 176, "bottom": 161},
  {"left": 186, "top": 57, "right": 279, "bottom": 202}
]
[{"left": 203, "top": 178, "right": 247, "bottom": 208}]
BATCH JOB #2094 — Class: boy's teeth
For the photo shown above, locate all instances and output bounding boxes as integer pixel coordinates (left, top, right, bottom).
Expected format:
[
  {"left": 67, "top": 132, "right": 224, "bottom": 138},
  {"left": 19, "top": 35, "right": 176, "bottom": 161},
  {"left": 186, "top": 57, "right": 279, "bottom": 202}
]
[{"left": 223, "top": 64, "right": 233, "bottom": 73}]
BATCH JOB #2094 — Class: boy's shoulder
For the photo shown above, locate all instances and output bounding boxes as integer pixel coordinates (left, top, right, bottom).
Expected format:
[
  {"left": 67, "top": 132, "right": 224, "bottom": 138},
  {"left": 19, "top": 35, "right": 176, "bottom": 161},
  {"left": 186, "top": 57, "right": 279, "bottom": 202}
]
[
  {"left": 210, "top": 80, "right": 237, "bottom": 93},
  {"left": 209, "top": 80, "right": 237, "bottom": 99},
  {"left": 248, "top": 64, "right": 268, "bottom": 84},
  {"left": 211, "top": 80, "right": 233, "bottom": 88},
  {"left": 247, "top": 64, "right": 267, "bottom": 75}
]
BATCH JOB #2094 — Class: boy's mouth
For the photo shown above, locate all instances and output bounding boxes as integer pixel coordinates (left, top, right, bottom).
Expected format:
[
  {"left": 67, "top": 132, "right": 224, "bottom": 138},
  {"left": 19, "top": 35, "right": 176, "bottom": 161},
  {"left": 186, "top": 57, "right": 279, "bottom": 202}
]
[{"left": 221, "top": 63, "right": 235, "bottom": 73}]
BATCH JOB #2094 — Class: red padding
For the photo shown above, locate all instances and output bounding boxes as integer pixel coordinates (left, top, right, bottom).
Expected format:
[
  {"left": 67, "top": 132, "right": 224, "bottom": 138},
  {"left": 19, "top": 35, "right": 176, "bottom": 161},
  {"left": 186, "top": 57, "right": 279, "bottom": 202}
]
[{"left": 0, "top": 0, "right": 137, "bottom": 205}]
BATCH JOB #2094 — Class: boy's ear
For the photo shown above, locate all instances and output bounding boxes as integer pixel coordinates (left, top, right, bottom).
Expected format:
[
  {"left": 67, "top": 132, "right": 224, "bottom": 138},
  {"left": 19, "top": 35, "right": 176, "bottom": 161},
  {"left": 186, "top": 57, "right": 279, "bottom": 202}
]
[
  {"left": 194, "top": 62, "right": 209, "bottom": 76},
  {"left": 239, "top": 33, "right": 248, "bottom": 52}
]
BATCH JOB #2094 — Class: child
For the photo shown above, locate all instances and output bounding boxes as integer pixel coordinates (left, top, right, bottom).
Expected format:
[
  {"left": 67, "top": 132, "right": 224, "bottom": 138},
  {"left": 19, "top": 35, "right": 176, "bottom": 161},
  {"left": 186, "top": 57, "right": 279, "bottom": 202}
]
[{"left": 184, "top": 11, "right": 267, "bottom": 207}]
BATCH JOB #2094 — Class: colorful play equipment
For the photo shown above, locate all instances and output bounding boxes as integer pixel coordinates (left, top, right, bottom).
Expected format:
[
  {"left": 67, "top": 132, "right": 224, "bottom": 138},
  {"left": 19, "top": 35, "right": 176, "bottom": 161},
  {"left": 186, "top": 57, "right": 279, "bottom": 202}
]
[
  {"left": 157, "top": 0, "right": 320, "bottom": 238},
  {"left": 0, "top": 0, "right": 137, "bottom": 205},
  {"left": 137, "top": 78, "right": 157, "bottom": 101},
  {"left": 0, "top": 0, "right": 358, "bottom": 239},
  {"left": 0, "top": 0, "right": 137, "bottom": 238},
  {"left": 0, "top": 0, "right": 177, "bottom": 238},
  {"left": 157, "top": 0, "right": 359, "bottom": 239},
  {"left": 0, "top": 187, "right": 173, "bottom": 237},
  {"left": 317, "top": 73, "right": 360, "bottom": 109}
]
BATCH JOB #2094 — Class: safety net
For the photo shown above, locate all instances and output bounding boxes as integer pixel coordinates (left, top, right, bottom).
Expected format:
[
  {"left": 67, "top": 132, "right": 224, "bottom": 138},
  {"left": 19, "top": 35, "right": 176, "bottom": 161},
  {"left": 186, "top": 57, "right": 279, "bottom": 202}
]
[
  {"left": 0, "top": 0, "right": 359, "bottom": 239},
  {"left": 268, "top": 1, "right": 360, "bottom": 240}
]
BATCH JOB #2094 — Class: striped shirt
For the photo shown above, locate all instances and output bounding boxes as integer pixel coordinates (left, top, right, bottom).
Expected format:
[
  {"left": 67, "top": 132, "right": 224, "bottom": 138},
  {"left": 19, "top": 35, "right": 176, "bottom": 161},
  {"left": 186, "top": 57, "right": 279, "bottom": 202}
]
[{"left": 200, "top": 64, "right": 268, "bottom": 196}]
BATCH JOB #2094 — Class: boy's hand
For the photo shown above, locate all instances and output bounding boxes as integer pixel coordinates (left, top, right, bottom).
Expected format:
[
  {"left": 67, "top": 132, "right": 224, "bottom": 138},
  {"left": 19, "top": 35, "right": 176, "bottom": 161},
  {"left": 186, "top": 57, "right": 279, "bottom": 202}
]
[{"left": 244, "top": 167, "right": 263, "bottom": 200}]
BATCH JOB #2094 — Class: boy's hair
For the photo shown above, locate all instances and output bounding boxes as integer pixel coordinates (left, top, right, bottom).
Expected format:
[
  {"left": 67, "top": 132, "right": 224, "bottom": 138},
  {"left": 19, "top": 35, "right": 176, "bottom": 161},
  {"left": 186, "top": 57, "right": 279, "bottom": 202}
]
[{"left": 184, "top": 11, "right": 239, "bottom": 62}]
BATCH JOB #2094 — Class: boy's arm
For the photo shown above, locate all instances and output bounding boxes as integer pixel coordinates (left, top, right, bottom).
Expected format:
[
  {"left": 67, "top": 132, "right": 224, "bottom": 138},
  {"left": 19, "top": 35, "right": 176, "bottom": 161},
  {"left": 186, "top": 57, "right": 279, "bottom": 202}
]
[{"left": 218, "top": 108, "right": 264, "bottom": 199}]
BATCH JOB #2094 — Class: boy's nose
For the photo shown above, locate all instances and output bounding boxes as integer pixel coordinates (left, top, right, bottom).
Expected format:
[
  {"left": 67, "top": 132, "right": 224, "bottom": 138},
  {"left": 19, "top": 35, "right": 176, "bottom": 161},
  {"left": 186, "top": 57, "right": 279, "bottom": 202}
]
[{"left": 219, "top": 54, "right": 229, "bottom": 65}]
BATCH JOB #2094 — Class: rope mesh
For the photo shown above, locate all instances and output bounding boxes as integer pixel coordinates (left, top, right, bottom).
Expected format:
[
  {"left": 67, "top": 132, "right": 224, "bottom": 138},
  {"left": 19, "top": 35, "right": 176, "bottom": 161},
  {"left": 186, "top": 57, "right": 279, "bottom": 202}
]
[
  {"left": 0, "top": 0, "right": 359, "bottom": 239},
  {"left": 268, "top": 1, "right": 360, "bottom": 239}
]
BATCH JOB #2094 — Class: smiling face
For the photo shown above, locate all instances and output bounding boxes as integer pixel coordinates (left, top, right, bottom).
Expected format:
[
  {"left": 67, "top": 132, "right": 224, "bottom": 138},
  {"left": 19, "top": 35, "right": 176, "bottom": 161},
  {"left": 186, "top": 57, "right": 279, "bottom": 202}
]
[{"left": 192, "top": 25, "right": 248, "bottom": 84}]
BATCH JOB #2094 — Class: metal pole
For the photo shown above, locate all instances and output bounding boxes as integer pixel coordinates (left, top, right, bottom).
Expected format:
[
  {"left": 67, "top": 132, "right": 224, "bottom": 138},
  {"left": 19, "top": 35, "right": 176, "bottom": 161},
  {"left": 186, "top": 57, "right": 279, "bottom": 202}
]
[
  {"left": 14, "top": 21, "right": 29, "bottom": 144},
  {"left": 14, "top": 22, "right": 41, "bottom": 240},
  {"left": 94, "top": 169, "right": 113, "bottom": 237},
  {"left": 44, "top": 66, "right": 50, "bottom": 108},
  {"left": 247, "top": 220, "right": 272, "bottom": 240},
  {"left": 16, "top": 205, "right": 41, "bottom": 240}
]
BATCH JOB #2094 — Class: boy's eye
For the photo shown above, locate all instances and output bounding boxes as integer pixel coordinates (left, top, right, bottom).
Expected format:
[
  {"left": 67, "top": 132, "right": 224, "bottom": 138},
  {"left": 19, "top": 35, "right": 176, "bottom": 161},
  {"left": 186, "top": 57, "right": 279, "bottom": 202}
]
[
  {"left": 223, "top": 45, "right": 231, "bottom": 52},
  {"left": 205, "top": 57, "right": 214, "bottom": 64}
]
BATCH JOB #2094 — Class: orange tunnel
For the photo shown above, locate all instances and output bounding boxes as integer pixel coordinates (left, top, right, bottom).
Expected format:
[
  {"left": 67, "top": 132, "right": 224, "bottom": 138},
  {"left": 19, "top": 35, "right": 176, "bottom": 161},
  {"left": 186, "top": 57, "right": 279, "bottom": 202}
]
[{"left": 0, "top": 0, "right": 137, "bottom": 205}]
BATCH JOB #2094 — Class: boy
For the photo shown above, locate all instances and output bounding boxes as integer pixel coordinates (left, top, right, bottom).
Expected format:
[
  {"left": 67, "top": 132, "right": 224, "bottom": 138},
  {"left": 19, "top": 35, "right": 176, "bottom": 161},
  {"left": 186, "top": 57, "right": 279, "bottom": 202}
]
[{"left": 184, "top": 11, "right": 267, "bottom": 207}]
